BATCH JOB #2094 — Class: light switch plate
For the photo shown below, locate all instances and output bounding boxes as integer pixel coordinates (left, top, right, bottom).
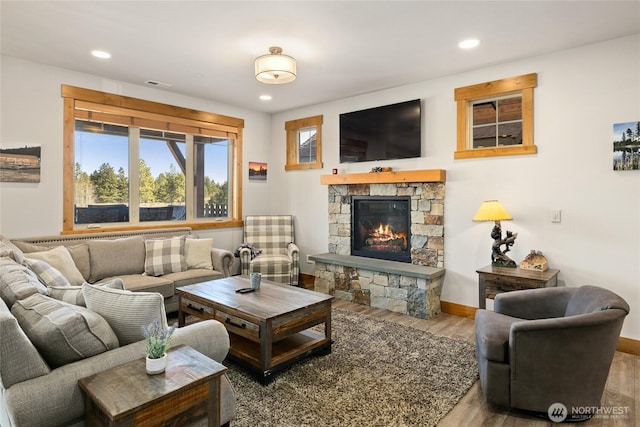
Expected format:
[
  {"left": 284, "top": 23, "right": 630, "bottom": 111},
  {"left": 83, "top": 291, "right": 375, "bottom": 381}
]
[{"left": 551, "top": 209, "right": 561, "bottom": 223}]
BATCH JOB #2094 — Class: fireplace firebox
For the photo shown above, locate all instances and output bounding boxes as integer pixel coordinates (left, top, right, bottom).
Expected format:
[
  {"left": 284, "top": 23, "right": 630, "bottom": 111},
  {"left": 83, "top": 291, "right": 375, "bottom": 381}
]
[{"left": 351, "top": 196, "right": 412, "bottom": 263}]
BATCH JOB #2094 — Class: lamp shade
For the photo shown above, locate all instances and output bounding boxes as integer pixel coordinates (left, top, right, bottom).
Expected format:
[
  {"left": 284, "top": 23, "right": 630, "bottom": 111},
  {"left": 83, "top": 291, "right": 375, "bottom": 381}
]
[
  {"left": 255, "top": 46, "right": 296, "bottom": 84},
  {"left": 472, "top": 200, "right": 513, "bottom": 222}
]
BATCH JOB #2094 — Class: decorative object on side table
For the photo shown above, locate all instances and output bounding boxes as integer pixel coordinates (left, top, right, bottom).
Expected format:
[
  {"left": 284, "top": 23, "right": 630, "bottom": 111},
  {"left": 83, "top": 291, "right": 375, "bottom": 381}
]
[
  {"left": 142, "top": 320, "right": 177, "bottom": 374},
  {"left": 520, "top": 250, "right": 548, "bottom": 271},
  {"left": 473, "top": 200, "right": 518, "bottom": 268}
]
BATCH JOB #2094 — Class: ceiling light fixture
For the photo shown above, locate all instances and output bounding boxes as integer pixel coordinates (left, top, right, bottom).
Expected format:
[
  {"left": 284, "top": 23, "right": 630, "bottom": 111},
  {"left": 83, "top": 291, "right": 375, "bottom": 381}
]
[
  {"left": 259, "top": 95, "right": 273, "bottom": 101},
  {"left": 459, "top": 39, "right": 480, "bottom": 49},
  {"left": 91, "top": 50, "right": 111, "bottom": 59},
  {"left": 255, "top": 46, "right": 296, "bottom": 84}
]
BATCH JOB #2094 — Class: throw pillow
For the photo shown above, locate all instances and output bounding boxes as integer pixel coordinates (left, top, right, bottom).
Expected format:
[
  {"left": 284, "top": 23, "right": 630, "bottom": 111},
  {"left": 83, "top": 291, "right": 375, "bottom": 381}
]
[
  {"left": 185, "top": 238, "right": 213, "bottom": 270},
  {"left": 13, "top": 241, "right": 91, "bottom": 281},
  {"left": 87, "top": 236, "right": 145, "bottom": 283},
  {"left": 23, "top": 246, "right": 85, "bottom": 286},
  {"left": 0, "top": 235, "right": 25, "bottom": 264},
  {"left": 48, "top": 278, "right": 124, "bottom": 306},
  {"left": 144, "top": 236, "right": 186, "bottom": 276},
  {"left": 11, "top": 293, "right": 119, "bottom": 368},
  {"left": 23, "top": 257, "right": 71, "bottom": 288},
  {"left": 0, "top": 256, "right": 48, "bottom": 307},
  {"left": 82, "top": 283, "right": 168, "bottom": 345}
]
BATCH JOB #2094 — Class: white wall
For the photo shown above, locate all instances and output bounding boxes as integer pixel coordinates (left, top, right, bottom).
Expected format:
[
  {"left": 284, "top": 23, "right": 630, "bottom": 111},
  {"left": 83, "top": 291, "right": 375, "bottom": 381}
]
[
  {"left": 1, "top": 35, "right": 639, "bottom": 340},
  {"left": 269, "top": 35, "right": 640, "bottom": 340},
  {"left": 0, "top": 56, "right": 272, "bottom": 250}
]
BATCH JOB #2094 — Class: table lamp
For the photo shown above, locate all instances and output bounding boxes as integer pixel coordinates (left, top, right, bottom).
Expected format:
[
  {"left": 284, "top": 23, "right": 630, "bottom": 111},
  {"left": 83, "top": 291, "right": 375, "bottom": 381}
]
[{"left": 473, "top": 200, "right": 518, "bottom": 268}]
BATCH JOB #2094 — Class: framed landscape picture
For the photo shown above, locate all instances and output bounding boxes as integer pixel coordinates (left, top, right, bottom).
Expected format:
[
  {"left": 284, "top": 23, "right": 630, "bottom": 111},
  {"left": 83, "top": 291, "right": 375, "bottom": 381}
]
[
  {"left": 0, "top": 144, "right": 41, "bottom": 183},
  {"left": 249, "top": 161, "right": 267, "bottom": 181},
  {"left": 613, "top": 121, "right": 639, "bottom": 171}
]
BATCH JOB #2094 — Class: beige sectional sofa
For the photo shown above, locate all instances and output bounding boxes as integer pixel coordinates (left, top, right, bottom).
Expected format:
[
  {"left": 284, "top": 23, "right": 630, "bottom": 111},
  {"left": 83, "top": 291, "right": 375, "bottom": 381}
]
[
  {"left": 0, "top": 229, "right": 237, "bottom": 426},
  {"left": 10, "top": 227, "right": 235, "bottom": 313}
]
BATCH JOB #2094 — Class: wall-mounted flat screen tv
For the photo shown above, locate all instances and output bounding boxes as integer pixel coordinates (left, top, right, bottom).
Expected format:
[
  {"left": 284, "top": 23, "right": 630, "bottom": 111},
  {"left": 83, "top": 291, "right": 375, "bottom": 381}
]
[{"left": 339, "top": 99, "right": 421, "bottom": 163}]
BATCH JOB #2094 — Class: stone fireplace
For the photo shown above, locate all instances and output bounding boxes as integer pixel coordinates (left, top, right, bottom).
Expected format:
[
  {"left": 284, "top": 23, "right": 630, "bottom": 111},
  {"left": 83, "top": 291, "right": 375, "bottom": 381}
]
[{"left": 311, "top": 169, "right": 446, "bottom": 319}]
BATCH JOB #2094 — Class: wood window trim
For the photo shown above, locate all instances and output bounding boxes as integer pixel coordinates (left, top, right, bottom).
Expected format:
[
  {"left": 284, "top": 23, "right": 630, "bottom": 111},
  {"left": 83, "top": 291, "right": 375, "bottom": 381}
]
[
  {"left": 454, "top": 73, "right": 537, "bottom": 159},
  {"left": 61, "top": 84, "right": 244, "bottom": 234},
  {"left": 285, "top": 115, "right": 323, "bottom": 171}
]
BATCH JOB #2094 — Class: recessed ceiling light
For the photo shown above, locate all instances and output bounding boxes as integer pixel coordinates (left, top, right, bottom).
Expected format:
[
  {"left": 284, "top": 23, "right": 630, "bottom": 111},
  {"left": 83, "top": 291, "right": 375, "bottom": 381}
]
[
  {"left": 259, "top": 95, "right": 272, "bottom": 101},
  {"left": 91, "top": 50, "right": 111, "bottom": 59},
  {"left": 458, "top": 39, "right": 480, "bottom": 49}
]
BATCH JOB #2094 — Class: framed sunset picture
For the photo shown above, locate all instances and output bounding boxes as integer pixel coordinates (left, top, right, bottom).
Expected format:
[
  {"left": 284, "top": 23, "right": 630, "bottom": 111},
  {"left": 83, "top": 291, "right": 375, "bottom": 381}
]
[{"left": 249, "top": 161, "right": 267, "bottom": 180}]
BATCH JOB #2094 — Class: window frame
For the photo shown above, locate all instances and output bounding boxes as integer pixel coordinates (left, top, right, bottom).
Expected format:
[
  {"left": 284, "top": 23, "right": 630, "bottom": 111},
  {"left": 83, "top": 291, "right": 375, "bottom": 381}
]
[
  {"left": 454, "top": 73, "right": 537, "bottom": 159},
  {"left": 285, "top": 115, "right": 323, "bottom": 170},
  {"left": 62, "top": 85, "right": 244, "bottom": 233}
]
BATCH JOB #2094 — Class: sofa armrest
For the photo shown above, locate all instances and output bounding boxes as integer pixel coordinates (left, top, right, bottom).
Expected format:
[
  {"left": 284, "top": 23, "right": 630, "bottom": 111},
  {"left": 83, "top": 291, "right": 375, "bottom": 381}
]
[
  {"left": 210, "top": 248, "right": 234, "bottom": 277},
  {"left": 494, "top": 287, "right": 575, "bottom": 319}
]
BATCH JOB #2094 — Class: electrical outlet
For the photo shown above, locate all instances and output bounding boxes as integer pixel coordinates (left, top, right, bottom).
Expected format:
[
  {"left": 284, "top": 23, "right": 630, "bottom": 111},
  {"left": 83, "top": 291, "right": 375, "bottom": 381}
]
[
  {"left": 551, "top": 209, "right": 561, "bottom": 223},
  {"left": 306, "top": 254, "right": 314, "bottom": 264}
]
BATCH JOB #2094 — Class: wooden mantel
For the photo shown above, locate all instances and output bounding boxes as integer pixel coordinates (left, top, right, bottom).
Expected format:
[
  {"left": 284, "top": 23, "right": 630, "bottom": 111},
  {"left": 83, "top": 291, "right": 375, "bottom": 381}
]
[{"left": 320, "top": 169, "right": 446, "bottom": 185}]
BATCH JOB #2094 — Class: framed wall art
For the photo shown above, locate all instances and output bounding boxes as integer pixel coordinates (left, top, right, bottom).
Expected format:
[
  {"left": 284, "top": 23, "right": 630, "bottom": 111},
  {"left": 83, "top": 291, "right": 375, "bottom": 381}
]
[
  {"left": 613, "top": 121, "right": 639, "bottom": 171},
  {"left": 249, "top": 161, "right": 267, "bottom": 181},
  {"left": 0, "top": 144, "right": 41, "bottom": 183}
]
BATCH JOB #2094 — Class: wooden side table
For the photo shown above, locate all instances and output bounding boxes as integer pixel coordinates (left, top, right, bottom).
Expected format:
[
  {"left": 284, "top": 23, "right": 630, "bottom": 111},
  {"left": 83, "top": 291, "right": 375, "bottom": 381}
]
[
  {"left": 78, "top": 345, "right": 226, "bottom": 427},
  {"left": 476, "top": 265, "right": 560, "bottom": 309}
]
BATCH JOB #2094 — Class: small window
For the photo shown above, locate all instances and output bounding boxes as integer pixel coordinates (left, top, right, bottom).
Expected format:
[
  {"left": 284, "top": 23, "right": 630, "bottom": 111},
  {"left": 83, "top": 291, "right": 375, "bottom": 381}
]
[
  {"left": 455, "top": 74, "right": 537, "bottom": 159},
  {"left": 285, "top": 115, "right": 323, "bottom": 170}
]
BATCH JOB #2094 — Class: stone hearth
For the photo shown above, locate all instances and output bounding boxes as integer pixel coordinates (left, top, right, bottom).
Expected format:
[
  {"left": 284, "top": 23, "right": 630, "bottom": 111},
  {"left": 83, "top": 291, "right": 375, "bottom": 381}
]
[{"left": 313, "top": 170, "right": 446, "bottom": 319}]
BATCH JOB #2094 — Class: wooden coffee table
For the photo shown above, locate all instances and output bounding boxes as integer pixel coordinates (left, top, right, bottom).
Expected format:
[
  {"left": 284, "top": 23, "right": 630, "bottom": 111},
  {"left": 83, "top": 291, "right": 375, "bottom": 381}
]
[
  {"left": 177, "top": 276, "right": 333, "bottom": 384},
  {"left": 78, "top": 345, "right": 227, "bottom": 427}
]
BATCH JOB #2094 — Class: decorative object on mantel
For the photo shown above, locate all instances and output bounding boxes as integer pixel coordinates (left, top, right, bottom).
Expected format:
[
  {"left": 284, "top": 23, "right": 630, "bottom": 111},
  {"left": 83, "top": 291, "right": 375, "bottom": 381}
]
[
  {"left": 473, "top": 200, "right": 518, "bottom": 268},
  {"left": 520, "top": 250, "right": 548, "bottom": 271},
  {"left": 142, "top": 320, "right": 177, "bottom": 374},
  {"left": 370, "top": 166, "right": 392, "bottom": 173}
]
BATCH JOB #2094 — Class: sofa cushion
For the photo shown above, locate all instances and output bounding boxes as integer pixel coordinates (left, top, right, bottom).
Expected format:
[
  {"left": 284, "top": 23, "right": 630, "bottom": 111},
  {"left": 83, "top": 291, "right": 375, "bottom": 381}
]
[
  {"left": 185, "top": 237, "right": 213, "bottom": 269},
  {"left": 164, "top": 268, "right": 223, "bottom": 288},
  {"left": 22, "top": 246, "right": 85, "bottom": 286},
  {"left": 107, "top": 274, "right": 174, "bottom": 299},
  {"left": 48, "top": 278, "right": 124, "bottom": 306},
  {"left": 23, "top": 257, "right": 72, "bottom": 287},
  {"left": 83, "top": 283, "right": 168, "bottom": 345},
  {"left": 144, "top": 236, "right": 187, "bottom": 276},
  {"left": 87, "top": 236, "right": 145, "bottom": 282},
  {"left": 0, "top": 256, "right": 48, "bottom": 307},
  {"left": 0, "top": 297, "right": 50, "bottom": 388},
  {"left": 11, "top": 293, "right": 119, "bottom": 368},
  {"left": 14, "top": 241, "right": 91, "bottom": 281}
]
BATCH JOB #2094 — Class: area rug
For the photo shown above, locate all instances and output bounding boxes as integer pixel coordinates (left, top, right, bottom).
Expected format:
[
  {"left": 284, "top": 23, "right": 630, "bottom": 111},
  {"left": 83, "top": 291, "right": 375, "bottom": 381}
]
[{"left": 223, "top": 308, "right": 478, "bottom": 427}]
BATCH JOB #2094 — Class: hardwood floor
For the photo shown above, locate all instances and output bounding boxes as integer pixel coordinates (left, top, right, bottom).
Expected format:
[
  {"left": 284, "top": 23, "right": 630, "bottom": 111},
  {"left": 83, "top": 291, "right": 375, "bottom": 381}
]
[{"left": 333, "top": 299, "right": 640, "bottom": 426}]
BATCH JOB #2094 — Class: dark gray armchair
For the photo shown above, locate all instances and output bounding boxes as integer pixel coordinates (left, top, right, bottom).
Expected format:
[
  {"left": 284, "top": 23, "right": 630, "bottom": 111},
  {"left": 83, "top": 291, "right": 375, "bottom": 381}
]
[{"left": 475, "top": 285, "right": 629, "bottom": 421}]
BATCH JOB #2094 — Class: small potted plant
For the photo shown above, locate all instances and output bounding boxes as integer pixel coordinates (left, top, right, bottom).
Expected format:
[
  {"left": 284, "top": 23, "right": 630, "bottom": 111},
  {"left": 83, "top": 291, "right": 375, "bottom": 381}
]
[{"left": 141, "top": 320, "right": 177, "bottom": 374}]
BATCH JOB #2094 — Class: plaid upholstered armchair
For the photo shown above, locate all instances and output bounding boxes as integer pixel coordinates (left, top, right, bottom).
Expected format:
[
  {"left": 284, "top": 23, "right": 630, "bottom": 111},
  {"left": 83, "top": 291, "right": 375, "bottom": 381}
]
[{"left": 239, "top": 215, "right": 299, "bottom": 286}]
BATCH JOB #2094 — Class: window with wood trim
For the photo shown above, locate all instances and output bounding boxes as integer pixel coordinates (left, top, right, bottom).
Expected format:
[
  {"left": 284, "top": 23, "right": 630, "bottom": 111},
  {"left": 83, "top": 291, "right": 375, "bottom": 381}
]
[
  {"left": 285, "top": 115, "right": 323, "bottom": 170},
  {"left": 454, "top": 73, "right": 537, "bottom": 159},
  {"left": 62, "top": 85, "right": 244, "bottom": 232}
]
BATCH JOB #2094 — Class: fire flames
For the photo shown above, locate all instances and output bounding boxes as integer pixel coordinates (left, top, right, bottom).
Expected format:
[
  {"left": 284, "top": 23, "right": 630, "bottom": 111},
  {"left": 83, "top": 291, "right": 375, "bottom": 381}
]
[{"left": 365, "top": 223, "right": 408, "bottom": 250}]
